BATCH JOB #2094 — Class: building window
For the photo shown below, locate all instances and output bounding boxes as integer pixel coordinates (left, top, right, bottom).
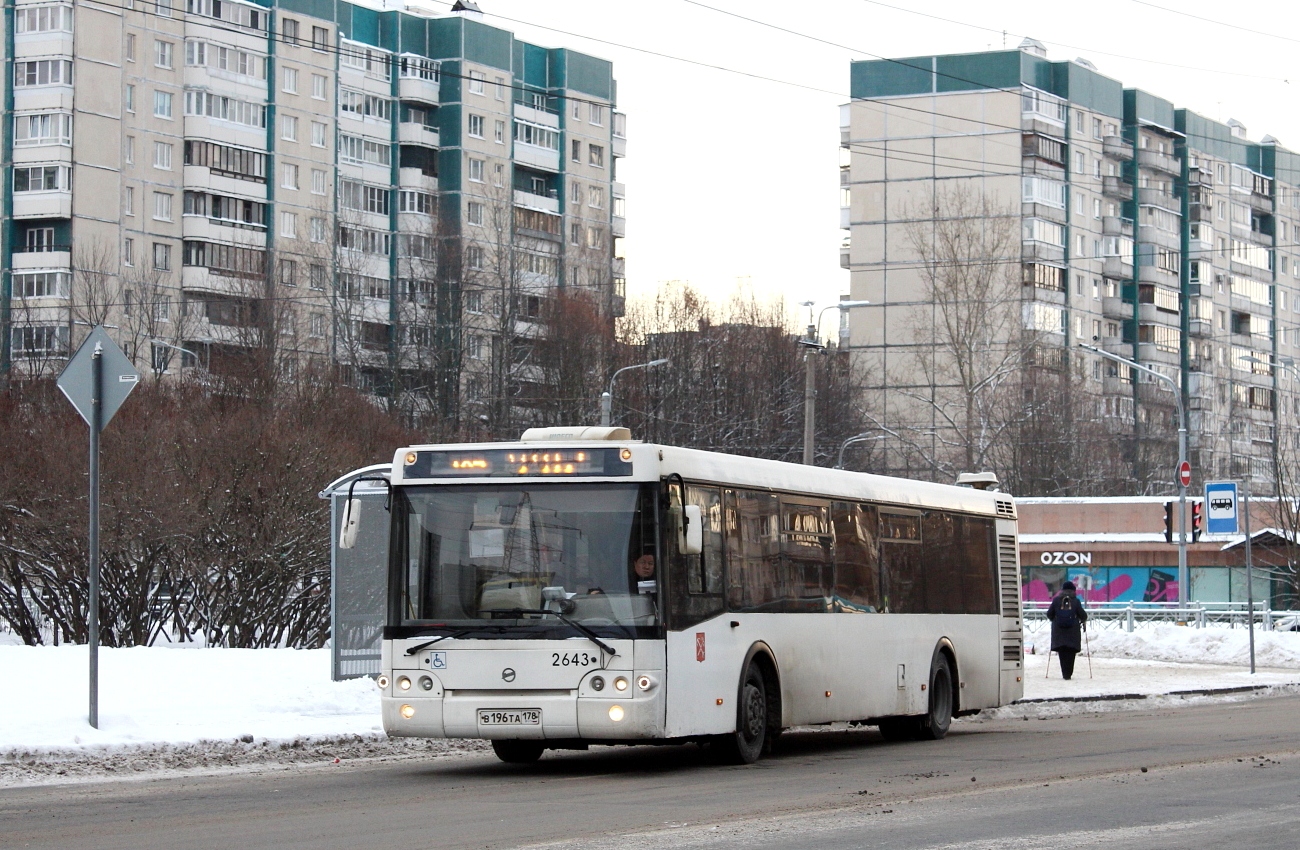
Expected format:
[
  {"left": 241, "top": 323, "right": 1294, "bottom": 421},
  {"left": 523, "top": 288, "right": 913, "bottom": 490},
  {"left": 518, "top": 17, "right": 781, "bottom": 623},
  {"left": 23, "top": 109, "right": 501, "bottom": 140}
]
[
  {"left": 571, "top": 139, "right": 581, "bottom": 162},
  {"left": 281, "top": 18, "right": 299, "bottom": 44},
  {"left": 311, "top": 121, "right": 327, "bottom": 147},
  {"left": 124, "top": 186, "right": 134, "bottom": 216},
  {"left": 309, "top": 312, "right": 326, "bottom": 337},
  {"left": 281, "top": 162, "right": 298, "bottom": 189},
  {"left": 15, "top": 59, "right": 73, "bottom": 86},
  {"left": 587, "top": 226, "right": 603, "bottom": 248},
  {"left": 467, "top": 245, "right": 484, "bottom": 269},
  {"left": 126, "top": 33, "right": 136, "bottom": 61},
  {"left": 125, "top": 84, "right": 135, "bottom": 113},
  {"left": 311, "top": 168, "right": 327, "bottom": 195},
  {"left": 153, "top": 242, "right": 171, "bottom": 271},
  {"left": 570, "top": 222, "right": 580, "bottom": 245},
  {"left": 309, "top": 217, "right": 326, "bottom": 243},
  {"left": 494, "top": 76, "right": 505, "bottom": 100},
  {"left": 14, "top": 271, "right": 70, "bottom": 299},
  {"left": 310, "top": 263, "right": 327, "bottom": 290},
  {"left": 468, "top": 114, "right": 484, "bottom": 138},
  {"left": 467, "top": 201, "right": 484, "bottom": 226},
  {"left": 123, "top": 238, "right": 134, "bottom": 266},
  {"left": 283, "top": 66, "right": 298, "bottom": 93},
  {"left": 281, "top": 114, "right": 298, "bottom": 141},
  {"left": 589, "top": 187, "right": 604, "bottom": 209},
  {"left": 125, "top": 136, "right": 135, "bottom": 164},
  {"left": 588, "top": 144, "right": 604, "bottom": 168},
  {"left": 153, "top": 191, "right": 172, "bottom": 221},
  {"left": 589, "top": 104, "right": 604, "bottom": 126},
  {"left": 311, "top": 26, "right": 329, "bottom": 51},
  {"left": 155, "top": 39, "right": 173, "bottom": 68},
  {"left": 494, "top": 120, "right": 505, "bottom": 144},
  {"left": 468, "top": 70, "right": 485, "bottom": 94},
  {"left": 465, "top": 290, "right": 482, "bottom": 313},
  {"left": 281, "top": 211, "right": 297, "bottom": 239},
  {"left": 153, "top": 141, "right": 173, "bottom": 170},
  {"left": 468, "top": 158, "right": 484, "bottom": 182},
  {"left": 312, "top": 73, "right": 327, "bottom": 99},
  {"left": 14, "top": 112, "right": 72, "bottom": 146},
  {"left": 154, "top": 90, "right": 173, "bottom": 119}
]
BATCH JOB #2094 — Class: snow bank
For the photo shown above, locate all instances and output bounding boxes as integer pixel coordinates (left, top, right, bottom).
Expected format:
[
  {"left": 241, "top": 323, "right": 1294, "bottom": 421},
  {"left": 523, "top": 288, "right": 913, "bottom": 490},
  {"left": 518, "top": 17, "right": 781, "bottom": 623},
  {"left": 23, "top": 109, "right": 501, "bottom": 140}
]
[
  {"left": 1024, "top": 621, "right": 1300, "bottom": 668},
  {"left": 0, "top": 644, "right": 381, "bottom": 751}
]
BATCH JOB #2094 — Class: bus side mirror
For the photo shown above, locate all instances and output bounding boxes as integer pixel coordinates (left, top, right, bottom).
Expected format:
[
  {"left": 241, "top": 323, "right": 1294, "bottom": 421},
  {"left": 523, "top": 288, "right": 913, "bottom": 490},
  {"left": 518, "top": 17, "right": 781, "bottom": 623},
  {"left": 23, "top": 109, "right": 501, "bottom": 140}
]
[
  {"left": 681, "top": 504, "right": 703, "bottom": 555},
  {"left": 339, "top": 498, "right": 361, "bottom": 550}
]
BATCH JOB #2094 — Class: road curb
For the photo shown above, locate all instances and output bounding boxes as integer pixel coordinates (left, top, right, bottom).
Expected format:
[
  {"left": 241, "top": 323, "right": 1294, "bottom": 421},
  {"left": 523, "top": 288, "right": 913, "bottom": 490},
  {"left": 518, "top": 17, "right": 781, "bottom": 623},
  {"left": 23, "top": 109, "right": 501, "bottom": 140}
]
[{"left": 1014, "top": 683, "right": 1295, "bottom": 705}]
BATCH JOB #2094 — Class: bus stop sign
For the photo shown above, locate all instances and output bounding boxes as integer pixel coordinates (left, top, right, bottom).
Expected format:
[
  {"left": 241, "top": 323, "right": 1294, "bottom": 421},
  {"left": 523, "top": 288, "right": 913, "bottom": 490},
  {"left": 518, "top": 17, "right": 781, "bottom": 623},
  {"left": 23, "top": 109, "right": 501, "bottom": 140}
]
[
  {"left": 57, "top": 326, "right": 139, "bottom": 431},
  {"left": 1204, "top": 481, "right": 1239, "bottom": 535}
]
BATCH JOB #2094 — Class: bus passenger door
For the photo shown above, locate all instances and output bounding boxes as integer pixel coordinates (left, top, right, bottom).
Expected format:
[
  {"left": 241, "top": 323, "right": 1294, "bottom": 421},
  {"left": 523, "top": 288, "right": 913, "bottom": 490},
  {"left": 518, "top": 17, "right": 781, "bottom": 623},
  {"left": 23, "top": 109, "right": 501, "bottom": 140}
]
[{"left": 664, "top": 485, "right": 738, "bottom": 738}]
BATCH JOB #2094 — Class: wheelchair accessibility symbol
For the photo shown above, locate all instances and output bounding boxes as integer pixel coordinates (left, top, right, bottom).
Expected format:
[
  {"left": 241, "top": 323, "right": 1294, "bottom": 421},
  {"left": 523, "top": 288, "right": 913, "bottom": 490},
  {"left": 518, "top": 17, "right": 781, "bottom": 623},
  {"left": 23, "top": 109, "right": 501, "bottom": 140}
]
[{"left": 429, "top": 652, "right": 447, "bottom": 669}]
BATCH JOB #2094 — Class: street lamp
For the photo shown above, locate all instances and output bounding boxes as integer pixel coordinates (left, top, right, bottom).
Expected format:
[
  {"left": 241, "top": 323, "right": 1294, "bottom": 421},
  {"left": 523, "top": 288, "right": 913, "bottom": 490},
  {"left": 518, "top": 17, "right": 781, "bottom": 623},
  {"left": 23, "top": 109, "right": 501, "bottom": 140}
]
[
  {"left": 835, "top": 432, "right": 885, "bottom": 469},
  {"left": 1080, "top": 342, "right": 1188, "bottom": 606},
  {"left": 802, "top": 300, "right": 871, "bottom": 465},
  {"left": 600, "top": 358, "right": 669, "bottom": 427}
]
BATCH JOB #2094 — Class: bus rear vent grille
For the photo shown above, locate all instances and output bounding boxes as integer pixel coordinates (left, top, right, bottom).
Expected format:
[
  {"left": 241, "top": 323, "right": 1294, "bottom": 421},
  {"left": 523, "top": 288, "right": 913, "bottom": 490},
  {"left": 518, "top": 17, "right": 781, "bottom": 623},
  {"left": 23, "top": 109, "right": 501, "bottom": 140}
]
[
  {"left": 996, "top": 498, "right": 1016, "bottom": 518},
  {"left": 998, "top": 535, "right": 1021, "bottom": 619},
  {"left": 1003, "top": 639, "right": 1022, "bottom": 663}
]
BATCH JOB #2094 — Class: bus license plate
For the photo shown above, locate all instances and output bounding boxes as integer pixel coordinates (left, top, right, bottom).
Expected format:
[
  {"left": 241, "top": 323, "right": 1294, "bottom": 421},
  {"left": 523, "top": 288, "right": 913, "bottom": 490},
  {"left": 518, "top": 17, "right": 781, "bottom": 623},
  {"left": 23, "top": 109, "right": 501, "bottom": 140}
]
[{"left": 478, "top": 709, "right": 541, "bottom": 726}]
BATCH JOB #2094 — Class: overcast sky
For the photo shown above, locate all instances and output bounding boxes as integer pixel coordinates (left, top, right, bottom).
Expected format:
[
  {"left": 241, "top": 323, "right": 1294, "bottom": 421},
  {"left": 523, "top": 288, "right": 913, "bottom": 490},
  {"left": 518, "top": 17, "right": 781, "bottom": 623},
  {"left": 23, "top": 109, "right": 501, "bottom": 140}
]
[{"left": 426, "top": 0, "right": 1298, "bottom": 322}]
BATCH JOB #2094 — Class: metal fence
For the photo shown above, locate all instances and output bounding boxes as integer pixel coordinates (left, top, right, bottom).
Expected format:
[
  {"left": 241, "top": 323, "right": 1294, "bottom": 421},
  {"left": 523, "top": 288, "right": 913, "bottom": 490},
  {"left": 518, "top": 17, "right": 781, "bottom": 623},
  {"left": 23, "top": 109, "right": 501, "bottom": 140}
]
[{"left": 1023, "top": 600, "right": 1300, "bottom": 632}]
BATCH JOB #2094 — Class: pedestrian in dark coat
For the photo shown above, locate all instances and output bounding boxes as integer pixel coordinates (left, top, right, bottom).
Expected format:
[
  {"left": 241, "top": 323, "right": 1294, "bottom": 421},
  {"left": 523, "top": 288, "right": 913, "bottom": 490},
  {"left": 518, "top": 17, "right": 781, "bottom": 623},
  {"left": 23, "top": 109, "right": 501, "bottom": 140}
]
[{"left": 1046, "top": 580, "right": 1088, "bottom": 679}]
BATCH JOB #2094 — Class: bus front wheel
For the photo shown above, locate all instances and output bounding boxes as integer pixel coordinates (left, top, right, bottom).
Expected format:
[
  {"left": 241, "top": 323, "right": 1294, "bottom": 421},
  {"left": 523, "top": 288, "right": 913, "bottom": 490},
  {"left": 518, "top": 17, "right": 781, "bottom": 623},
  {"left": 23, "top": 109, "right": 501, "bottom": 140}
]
[
  {"left": 491, "top": 739, "right": 545, "bottom": 763},
  {"left": 716, "top": 662, "right": 768, "bottom": 765}
]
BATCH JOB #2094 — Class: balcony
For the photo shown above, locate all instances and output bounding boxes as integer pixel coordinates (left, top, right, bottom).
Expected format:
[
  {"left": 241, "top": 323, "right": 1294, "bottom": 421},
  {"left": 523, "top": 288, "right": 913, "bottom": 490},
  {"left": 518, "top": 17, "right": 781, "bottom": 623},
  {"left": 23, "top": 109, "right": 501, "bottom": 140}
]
[
  {"left": 1137, "top": 149, "right": 1179, "bottom": 174},
  {"left": 1102, "top": 296, "right": 1130, "bottom": 320},
  {"left": 1137, "top": 342, "right": 1179, "bottom": 364},
  {"left": 12, "top": 190, "right": 71, "bottom": 219},
  {"left": 1247, "top": 192, "right": 1273, "bottom": 213},
  {"left": 398, "top": 122, "right": 439, "bottom": 148},
  {"left": 840, "top": 206, "right": 851, "bottom": 230},
  {"left": 1189, "top": 317, "right": 1213, "bottom": 337},
  {"left": 515, "top": 143, "right": 559, "bottom": 173},
  {"left": 513, "top": 188, "right": 558, "bottom": 214},
  {"left": 1138, "top": 302, "right": 1177, "bottom": 323},
  {"left": 1021, "top": 202, "right": 1066, "bottom": 223},
  {"left": 612, "top": 257, "right": 625, "bottom": 277},
  {"left": 514, "top": 102, "right": 559, "bottom": 129},
  {"left": 840, "top": 238, "right": 850, "bottom": 270},
  {"left": 1137, "top": 188, "right": 1178, "bottom": 211},
  {"left": 1102, "top": 176, "right": 1132, "bottom": 200},
  {"left": 612, "top": 215, "right": 625, "bottom": 238},
  {"left": 1022, "top": 241, "right": 1065, "bottom": 265},
  {"left": 1101, "top": 216, "right": 1133, "bottom": 237},
  {"left": 398, "top": 167, "right": 438, "bottom": 193},
  {"left": 1102, "top": 135, "right": 1133, "bottom": 160},
  {"left": 1103, "top": 256, "right": 1133, "bottom": 280},
  {"left": 397, "top": 76, "right": 439, "bottom": 105},
  {"left": 12, "top": 247, "right": 70, "bottom": 269}
]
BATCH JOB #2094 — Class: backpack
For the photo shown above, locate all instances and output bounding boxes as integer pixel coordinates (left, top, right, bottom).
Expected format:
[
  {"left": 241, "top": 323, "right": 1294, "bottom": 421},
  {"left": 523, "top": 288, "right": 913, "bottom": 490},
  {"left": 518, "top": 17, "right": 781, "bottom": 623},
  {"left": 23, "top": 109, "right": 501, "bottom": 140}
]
[{"left": 1055, "top": 595, "right": 1079, "bottom": 629}]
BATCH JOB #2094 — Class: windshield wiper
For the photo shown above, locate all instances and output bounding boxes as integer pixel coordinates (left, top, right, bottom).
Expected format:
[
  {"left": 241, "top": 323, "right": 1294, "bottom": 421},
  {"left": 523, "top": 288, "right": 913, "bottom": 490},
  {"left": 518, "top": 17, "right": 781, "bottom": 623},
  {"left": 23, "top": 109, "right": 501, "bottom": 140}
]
[
  {"left": 481, "top": 608, "right": 618, "bottom": 658},
  {"left": 404, "top": 628, "right": 476, "bottom": 656}
]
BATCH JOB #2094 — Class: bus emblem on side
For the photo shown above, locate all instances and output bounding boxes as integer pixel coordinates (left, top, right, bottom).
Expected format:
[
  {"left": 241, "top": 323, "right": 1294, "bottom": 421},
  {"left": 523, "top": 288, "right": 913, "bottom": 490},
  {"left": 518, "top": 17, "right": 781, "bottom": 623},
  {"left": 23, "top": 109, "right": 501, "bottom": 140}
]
[{"left": 695, "top": 632, "right": 706, "bottom": 662}]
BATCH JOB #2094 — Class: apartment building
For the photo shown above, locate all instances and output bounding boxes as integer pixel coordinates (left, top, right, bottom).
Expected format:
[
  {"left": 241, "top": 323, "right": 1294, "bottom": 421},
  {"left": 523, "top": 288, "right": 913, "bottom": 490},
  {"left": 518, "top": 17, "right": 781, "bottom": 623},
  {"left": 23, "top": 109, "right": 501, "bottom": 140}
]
[
  {"left": 0, "top": 0, "right": 626, "bottom": 419},
  {"left": 842, "top": 40, "right": 1300, "bottom": 492}
]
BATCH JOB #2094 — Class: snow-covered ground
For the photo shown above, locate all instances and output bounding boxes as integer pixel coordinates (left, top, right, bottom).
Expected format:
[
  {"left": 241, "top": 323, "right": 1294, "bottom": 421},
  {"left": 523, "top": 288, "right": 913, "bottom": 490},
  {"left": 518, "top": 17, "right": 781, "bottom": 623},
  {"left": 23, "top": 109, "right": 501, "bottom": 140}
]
[{"left": 1, "top": 624, "right": 1298, "bottom": 785}]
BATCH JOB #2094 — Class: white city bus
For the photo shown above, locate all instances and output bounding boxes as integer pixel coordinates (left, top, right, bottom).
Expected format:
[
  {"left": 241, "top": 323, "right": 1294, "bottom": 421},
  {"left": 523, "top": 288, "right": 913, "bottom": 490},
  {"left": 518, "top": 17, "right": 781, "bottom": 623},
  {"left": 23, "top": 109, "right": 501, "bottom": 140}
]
[{"left": 346, "top": 427, "right": 1023, "bottom": 764}]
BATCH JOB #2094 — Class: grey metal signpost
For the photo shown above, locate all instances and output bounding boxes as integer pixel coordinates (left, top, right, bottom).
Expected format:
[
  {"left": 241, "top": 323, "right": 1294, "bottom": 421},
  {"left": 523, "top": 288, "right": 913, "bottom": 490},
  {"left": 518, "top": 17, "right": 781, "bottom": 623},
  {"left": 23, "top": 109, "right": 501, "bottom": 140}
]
[{"left": 56, "top": 327, "right": 139, "bottom": 728}]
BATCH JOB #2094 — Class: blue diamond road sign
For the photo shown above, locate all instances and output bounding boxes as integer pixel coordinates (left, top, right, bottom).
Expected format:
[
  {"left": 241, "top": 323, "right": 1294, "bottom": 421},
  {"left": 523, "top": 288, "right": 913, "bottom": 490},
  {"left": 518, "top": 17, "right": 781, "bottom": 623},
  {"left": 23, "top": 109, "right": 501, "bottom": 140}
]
[
  {"left": 1204, "top": 481, "right": 1239, "bottom": 535},
  {"left": 56, "top": 326, "right": 139, "bottom": 431}
]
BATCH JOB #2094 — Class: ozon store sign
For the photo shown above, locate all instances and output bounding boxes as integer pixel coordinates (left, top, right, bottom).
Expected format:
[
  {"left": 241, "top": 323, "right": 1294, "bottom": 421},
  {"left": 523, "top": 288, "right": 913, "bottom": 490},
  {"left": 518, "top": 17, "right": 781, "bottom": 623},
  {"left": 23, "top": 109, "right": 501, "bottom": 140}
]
[{"left": 1039, "top": 551, "right": 1093, "bottom": 566}]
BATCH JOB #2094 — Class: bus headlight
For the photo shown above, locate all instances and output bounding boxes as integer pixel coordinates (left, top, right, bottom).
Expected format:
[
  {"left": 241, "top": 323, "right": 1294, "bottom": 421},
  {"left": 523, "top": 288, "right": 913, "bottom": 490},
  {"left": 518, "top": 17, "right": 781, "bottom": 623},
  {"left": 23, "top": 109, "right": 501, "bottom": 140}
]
[
  {"left": 400, "top": 704, "right": 415, "bottom": 719},
  {"left": 613, "top": 676, "right": 629, "bottom": 692},
  {"left": 397, "top": 676, "right": 412, "bottom": 691},
  {"left": 376, "top": 675, "right": 390, "bottom": 689},
  {"left": 419, "top": 676, "right": 434, "bottom": 691},
  {"left": 608, "top": 705, "right": 625, "bottom": 722}
]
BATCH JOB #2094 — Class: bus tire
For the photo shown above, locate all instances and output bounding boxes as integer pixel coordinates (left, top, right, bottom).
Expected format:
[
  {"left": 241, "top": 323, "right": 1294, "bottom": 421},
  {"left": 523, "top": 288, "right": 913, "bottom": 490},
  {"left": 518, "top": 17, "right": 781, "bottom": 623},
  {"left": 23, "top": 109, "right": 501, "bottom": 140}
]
[
  {"left": 716, "top": 662, "right": 768, "bottom": 765},
  {"left": 914, "top": 654, "right": 954, "bottom": 741},
  {"left": 491, "top": 739, "right": 545, "bottom": 763}
]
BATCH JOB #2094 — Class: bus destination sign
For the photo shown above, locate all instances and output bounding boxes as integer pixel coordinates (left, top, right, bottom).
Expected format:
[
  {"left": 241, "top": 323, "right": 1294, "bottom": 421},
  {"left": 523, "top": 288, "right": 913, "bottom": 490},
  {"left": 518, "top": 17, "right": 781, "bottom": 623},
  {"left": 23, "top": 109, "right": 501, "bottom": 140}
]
[{"left": 402, "top": 447, "right": 633, "bottom": 479}]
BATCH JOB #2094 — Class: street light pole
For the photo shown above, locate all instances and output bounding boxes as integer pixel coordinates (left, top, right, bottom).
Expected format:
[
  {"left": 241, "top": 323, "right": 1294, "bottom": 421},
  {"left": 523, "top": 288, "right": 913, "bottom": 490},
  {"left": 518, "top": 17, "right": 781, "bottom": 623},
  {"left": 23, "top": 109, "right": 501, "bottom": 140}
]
[
  {"left": 1080, "top": 343, "right": 1188, "bottom": 606},
  {"left": 802, "top": 300, "right": 870, "bottom": 465},
  {"left": 601, "top": 358, "right": 669, "bottom": 427},
  {"left": 835, "top": 432, "right": 886, "bottom": 469}
]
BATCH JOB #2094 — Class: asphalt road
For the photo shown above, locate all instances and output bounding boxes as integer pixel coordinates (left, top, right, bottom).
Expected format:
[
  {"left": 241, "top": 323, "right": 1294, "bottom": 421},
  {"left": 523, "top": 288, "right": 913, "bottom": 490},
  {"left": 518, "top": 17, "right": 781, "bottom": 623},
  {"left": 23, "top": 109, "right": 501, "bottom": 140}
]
[{"left": 3, "top": 695, "right": 1299, "bottom": 850}]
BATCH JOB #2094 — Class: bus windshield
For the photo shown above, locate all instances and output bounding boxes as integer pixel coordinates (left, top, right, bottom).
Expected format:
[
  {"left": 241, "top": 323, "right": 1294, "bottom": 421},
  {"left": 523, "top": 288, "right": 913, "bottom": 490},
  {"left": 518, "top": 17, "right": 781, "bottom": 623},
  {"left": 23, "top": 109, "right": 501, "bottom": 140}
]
[{"left": 392, "top": 483, "right": 659, "bottom": 635}]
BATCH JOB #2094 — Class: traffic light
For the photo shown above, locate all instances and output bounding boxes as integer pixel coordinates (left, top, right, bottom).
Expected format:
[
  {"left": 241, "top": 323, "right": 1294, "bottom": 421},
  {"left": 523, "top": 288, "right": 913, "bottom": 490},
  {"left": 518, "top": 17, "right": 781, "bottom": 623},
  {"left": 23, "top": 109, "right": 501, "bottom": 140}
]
[
  {"left": 1164, "top": 501, "right": 1174, "bottom": 544},
  {"left": 1192, "top": 501, "right": 1203, "bottom": 542}
]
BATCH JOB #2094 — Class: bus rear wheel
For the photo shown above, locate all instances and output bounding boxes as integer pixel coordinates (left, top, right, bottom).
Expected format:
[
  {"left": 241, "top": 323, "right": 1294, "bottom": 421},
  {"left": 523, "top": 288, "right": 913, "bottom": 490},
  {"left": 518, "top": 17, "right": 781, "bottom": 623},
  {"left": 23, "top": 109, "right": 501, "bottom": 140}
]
[
  {"left": 914, "top": 655, "right": 953, "bottom": 741},
  {"left": 716, "top": 662, "right": 768, "bottom": 765},
  {"left": 491, "top": 740, "right": 545, "bottom": 763}
]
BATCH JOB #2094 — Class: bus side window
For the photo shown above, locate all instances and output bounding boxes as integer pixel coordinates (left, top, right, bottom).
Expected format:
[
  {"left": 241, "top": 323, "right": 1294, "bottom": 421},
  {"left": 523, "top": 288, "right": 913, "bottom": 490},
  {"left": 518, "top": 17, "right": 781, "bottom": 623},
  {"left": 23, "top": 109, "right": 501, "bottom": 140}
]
[
  {"left": 879, "top": 510, "right": 922, "bottom": 614},
  {"left": 667, "top": 485, "right": 724, "bottom": 629},
  {"left": 725, "top": 489, "right": 779, "bottom": 612},
  {"left": 922, "top": 512, "right": 963, "bottom": 614},
  {"left": 960, "top": 516, "right": 999, "bottom": 614},
  {"left": 831, "top": 502, "right": 879, "bottom": 612}
]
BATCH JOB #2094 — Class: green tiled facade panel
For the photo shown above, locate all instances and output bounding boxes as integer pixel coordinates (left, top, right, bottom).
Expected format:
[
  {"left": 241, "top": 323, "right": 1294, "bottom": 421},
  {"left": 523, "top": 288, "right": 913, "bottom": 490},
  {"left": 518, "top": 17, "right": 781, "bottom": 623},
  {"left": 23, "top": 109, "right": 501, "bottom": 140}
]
[
  {"left": 1124, "top": 89, "right": 1175, "bottom": 132},
  {"left": 519, "top": 41, "right": 549, "bottom": 89},
  {"left": 562, "top": 49, "right": 613, "bottom": 99},
  {"left": 462, "top": 17, "right": 512, "bottom": 70},
  {"left": 428, "top": 17, "right": 463, "bottom": 59},
  {"left": 851, "top": 56, "right": 933, "bottom": 98},
  {"left": 1055, "top": 62, "right": 1122, "bottom": 118}
]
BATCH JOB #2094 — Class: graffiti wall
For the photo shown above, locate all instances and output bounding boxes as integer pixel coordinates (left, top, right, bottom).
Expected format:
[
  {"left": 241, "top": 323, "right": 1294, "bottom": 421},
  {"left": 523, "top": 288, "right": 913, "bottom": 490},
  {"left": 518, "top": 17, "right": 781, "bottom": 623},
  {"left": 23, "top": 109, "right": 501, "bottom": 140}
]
[{"left": 1022, "top": 566, "right": 1272, "bottom": 605}]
